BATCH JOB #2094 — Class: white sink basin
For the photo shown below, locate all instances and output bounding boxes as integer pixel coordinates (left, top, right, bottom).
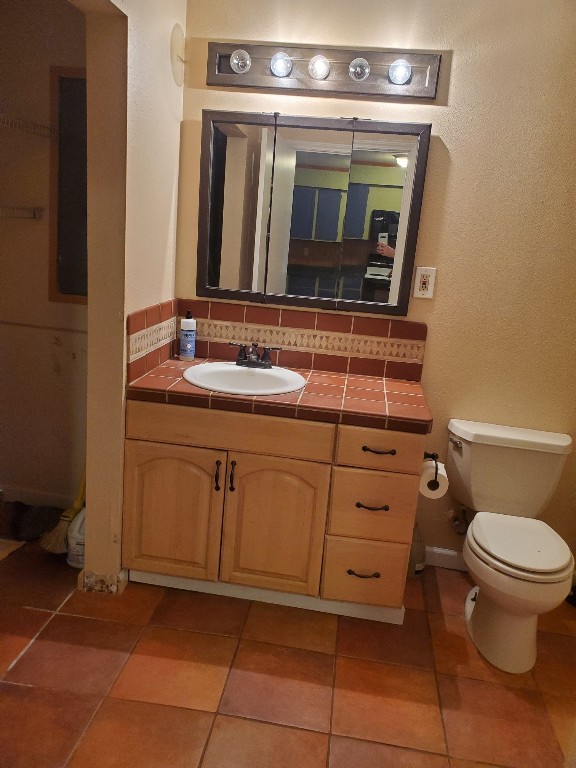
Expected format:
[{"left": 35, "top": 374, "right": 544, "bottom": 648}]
[{"left": 183, "top": 362, "right": 306, "bottom": 396}]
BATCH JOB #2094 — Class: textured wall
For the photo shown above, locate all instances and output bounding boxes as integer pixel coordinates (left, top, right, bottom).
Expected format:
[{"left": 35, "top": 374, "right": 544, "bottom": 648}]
[{"left": 179, "top": 0, "right": 576, "bottom": 553}]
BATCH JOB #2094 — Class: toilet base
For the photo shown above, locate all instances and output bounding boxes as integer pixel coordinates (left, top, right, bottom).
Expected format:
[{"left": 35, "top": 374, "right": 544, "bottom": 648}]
[{"left": 464, "top": 587, "right": 537, "bottom": 674}]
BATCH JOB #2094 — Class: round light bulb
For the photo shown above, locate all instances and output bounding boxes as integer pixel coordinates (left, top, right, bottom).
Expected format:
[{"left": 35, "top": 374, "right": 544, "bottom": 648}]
[
  {"left": 270, "top": 52, "right": 293, "bottom": 78},
  {"left": 308, "top": 55, "right": 331, "bottom": 80},
  {"left": 348, "top": 57, "right": 370, "bottom": 82},
  {"left": 229, "top": 49, "right": 252, "bottom": 74},
  {"left": 388, "top": 58, "right": 412, "bottom": 85}
]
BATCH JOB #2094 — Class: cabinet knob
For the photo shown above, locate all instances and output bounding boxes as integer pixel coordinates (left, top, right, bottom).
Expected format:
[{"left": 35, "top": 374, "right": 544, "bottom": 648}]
[
  {"left": 214, "top": 460, "right": 222, "bottom": 491},
  {"left": 229, "top": 460, "right": 237, "bottom": 492}
]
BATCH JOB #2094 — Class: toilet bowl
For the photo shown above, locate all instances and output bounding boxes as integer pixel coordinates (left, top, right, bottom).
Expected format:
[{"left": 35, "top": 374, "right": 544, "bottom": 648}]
[
  {"left": 463, "top": 513, "right": 574, "bottom": 673},
  {"left": 446, "top": 419, "right": 574, "bottom": 674}
]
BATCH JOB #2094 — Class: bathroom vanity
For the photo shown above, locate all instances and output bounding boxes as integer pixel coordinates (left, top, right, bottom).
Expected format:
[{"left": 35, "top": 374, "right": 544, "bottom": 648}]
[{"left": 122, "top": 370, "right": 429, "bottom": 620}]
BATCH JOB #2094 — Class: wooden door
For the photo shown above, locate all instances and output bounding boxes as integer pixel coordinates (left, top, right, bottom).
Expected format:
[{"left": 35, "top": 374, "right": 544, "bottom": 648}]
[
  {"left": 123, "top": 440, "right": 226, "bottom": 580},
  {"left": 220, "top": 453, "right": 330, "bottom": 595}
]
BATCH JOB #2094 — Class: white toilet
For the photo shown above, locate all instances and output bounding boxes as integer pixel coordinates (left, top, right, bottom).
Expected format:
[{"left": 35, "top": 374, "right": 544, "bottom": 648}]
[{"left": 446, "top": 419, "right": 574, "bottom": 674}]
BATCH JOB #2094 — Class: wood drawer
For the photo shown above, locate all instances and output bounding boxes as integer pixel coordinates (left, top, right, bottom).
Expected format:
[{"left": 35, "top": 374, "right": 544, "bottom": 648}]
[
  {"left": 126, "top": 400, "right": 335, "bottom": 463},
  {"left": 336, "top": 425, "right": 425, "bottom": 474},
  {"left": 321, "top": 536, "right": 409, "bottom": 608},
  {"left": 329, "top": 467, "right": 418, "bottom": 543}
]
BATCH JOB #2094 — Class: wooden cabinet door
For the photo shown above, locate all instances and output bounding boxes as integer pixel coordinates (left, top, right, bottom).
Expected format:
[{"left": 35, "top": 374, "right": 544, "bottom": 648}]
[
  {"left": 220, "top": 453, "right": 331, "bottom": 595},
  {"left": 123, "top": 440, "right": 226, "bottom": 580}
]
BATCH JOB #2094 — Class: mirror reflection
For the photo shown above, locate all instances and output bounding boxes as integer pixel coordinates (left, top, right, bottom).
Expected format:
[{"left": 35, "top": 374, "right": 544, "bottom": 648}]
[{"left": 197, "top": 112, "right": 431, "bottom": 315}]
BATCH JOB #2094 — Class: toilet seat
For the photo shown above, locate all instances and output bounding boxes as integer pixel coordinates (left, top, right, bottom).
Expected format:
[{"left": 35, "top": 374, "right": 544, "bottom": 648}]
[{"left": 468, "top": 513, "right": 574, "bottom": 584}]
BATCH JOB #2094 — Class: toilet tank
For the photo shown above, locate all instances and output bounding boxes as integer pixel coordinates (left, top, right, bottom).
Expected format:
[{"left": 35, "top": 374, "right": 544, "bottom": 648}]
[{"left": 446, "top": 419, "right": 572, "bottom": 517}]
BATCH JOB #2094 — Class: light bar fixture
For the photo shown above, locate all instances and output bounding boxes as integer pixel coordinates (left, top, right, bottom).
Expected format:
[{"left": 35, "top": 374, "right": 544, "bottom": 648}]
[{"left": 207, "top": 42, "right": 441, "bottom": 99}]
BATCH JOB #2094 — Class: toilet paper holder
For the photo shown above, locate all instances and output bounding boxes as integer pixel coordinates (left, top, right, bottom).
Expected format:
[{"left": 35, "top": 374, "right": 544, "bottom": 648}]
[{"left": 423, "top": 451, "right": 440, "bottom": 491}]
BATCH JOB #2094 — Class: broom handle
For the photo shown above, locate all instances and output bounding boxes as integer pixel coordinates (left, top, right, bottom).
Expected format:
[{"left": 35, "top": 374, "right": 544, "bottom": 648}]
[
  {"left": 60, "top": 470, "right": 86, "bottom": 522},
  {"left": 72, "top": 470, "right": 86, "bottom": 512}
]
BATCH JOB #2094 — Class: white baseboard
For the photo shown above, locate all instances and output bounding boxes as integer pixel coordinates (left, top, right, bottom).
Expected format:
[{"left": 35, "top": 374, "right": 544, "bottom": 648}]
[{"left": 425, "top": 546, "right": 467, "bottom": 571}]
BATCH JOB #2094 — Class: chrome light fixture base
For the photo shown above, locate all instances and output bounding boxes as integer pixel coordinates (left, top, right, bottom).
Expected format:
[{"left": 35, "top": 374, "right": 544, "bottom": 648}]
[{"left": 207, "top": 42, "right": 441, "bottom": 99}]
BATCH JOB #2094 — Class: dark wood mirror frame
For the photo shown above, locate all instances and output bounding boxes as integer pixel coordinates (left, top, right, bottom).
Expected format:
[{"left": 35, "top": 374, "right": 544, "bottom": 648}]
[{"left": 196, "top": 110, "right": 431, "bottom": 316}]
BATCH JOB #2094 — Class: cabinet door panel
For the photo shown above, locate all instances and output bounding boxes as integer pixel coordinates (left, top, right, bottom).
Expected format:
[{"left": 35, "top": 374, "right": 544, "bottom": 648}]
[
  {"left": 220, "top": 454, "right": 330, "bottom": 595},
  {"left": 123, "top": 441, "right": 226, "bottom": 580}
]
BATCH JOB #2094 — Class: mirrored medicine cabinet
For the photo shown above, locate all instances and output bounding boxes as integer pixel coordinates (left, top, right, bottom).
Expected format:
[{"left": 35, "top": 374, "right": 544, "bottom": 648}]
[{"left": 196, "top": 111, "right": 431, "bottom": 315}]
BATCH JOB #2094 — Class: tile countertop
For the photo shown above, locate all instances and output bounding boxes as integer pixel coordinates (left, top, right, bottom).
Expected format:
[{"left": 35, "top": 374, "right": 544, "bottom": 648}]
[{"left": 126, "top": 359, "right": 433, "bottom": 434}]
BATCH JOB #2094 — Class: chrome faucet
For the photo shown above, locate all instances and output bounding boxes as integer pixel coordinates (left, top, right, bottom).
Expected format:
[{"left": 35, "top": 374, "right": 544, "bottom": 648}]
[{"left": 228, "top": 341, "right": 281, "bottom": 369}]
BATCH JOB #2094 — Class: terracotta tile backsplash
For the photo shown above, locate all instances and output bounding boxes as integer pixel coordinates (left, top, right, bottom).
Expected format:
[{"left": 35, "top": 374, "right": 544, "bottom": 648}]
[{"left": 127, "top": 298, "right": 427, "bottom": 385}]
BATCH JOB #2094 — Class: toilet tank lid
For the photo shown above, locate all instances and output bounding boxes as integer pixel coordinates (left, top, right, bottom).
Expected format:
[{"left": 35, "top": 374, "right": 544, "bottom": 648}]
[{"left": 448, "top": 419, "right": 572, "bottom": 454}]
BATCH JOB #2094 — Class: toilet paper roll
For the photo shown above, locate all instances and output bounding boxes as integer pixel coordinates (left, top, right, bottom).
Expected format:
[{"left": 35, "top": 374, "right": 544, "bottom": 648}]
[{"left": 419, "top": 460, "right": 449, "bottom": 499}]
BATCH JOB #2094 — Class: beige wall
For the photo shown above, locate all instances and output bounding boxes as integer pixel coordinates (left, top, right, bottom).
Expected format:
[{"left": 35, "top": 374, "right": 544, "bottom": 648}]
[
  {"left": 0, "top": 0, "right": 87, "bottom": 507},
  {"left": 179, "top": 0, "right": 576, "bottom": 554}
]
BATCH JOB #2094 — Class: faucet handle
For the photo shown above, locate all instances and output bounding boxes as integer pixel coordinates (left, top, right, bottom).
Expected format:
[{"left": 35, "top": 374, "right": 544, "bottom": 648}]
[
  {"left": 260, "top": 346, "right": 282, "bottom": 366},
  {"left": 228, "top": 341, "right": 247, "bottom": 362}
]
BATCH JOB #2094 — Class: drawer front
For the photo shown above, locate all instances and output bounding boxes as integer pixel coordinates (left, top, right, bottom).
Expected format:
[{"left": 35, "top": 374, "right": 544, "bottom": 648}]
[
  {"left": 329, "top": 467, "right": 418, "bottom": 543},
  {"left": 126, "top": 400, "right": 335, "bottom": 463},
  {"left": 321, "top": 536, "right": 409, "bottom": 608},
  {"left": 336, "top": 425, "right": 425, "bottom": 474}
]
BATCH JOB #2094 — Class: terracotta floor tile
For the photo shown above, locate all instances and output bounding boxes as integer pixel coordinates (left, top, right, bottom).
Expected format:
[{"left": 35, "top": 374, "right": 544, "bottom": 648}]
[
  {"left": 448, "top": 761, "right": 504, "bottom": 768},
  {"left": 149, "top": 589, "right": 250, "bottom": 636},
  {"left": 428, "top": 612, "right": 537, "bottom": 690},
  {"left": 332, "top": 657, "right": 446, "bottom": 753},
  {"left": 404, "top": 574, "right": 426, "bottom": 610},
  {"left": 242, "top": 601, "right": 338, "bottom": 654},
  {"left": 423, "top": 567, "right": 474, "bottom": 615},
  {"left": 542, "top": 691, "right": 576, "bottom": 766},
  {"left": 538, "top": 599, "right": 576, "bottom": 637},
  {"left": 0, "top": 603, "right": 50, "bottom": 674},
  {"left": 61, "top": 582, "right": 165, "bottom": 625},
  {"left": 329, "top": 735, "right": 450, "bottom": 767},
  {"left": 337, "top": 610, "right": 434, "bottom": 669},
  {"left": 0, "top": 682, "right": 101, "bottom": 768},
  {"left": 219, "top": 640, "right": 334, "bottom": 732},
  {"left": 110, "top": 626, "right": 237, "bottom": 711},
  {"left": 0, "top": 543, "right": 77, "bottom": 610},
  {"left": 438, "top": 674, "right": 565, "bottom": 767},
  {"left": 66, "top": 697, "right": 214, "bottom": 768},
  {"left": 532, "top": 631, "right": 576, "bottom": 697},
  {"left": 5, "top": 613, "right": 142, "bottom": 695},
  {"left": 200, "top": 714, "right": 329, "bottom": 768}
]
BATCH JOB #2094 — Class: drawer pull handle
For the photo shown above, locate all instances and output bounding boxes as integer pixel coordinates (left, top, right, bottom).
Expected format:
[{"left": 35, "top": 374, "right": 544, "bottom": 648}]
[
  {"left": 362, "top": 446, "right": 397, "bottom": 456},
  {"left": 356, "top": 502, "right": 390, "bottom": 512},
  {"left": 229, "top": 460, "right": 237, "bottom": 492},
  {"left": 347, "top": 568, "right": 381, "bottom": 579},
  {"left": 214, "top": 460, "right": 222, "bottom": 491}
]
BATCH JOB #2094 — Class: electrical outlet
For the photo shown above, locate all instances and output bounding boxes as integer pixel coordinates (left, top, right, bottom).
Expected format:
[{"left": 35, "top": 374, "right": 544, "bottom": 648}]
[{"left": 413, "top": 267, "right": 437, "bottom": 298}]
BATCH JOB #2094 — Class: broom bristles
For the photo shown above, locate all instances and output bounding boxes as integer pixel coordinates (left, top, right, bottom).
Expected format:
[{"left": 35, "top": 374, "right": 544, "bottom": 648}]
[
  {"left": 39, "top": 518, "right": 70, "bottom": 554},
  {"left": 39, "top": 509, "right": 79, "bottom": 554}
]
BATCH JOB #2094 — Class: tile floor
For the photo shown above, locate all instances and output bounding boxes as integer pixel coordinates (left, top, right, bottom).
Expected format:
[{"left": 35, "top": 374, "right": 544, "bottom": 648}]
[{"left": 0, "top": 543, "right": 575, "bottom": 768}]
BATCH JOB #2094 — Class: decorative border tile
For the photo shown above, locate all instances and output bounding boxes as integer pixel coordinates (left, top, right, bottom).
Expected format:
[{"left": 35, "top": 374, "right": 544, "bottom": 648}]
[
  {"left": 196, "top": 319, "right": 424, "bottom": 363},
  {"left": 128, "top": 318, "right": 177, "bottom": 362}
]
